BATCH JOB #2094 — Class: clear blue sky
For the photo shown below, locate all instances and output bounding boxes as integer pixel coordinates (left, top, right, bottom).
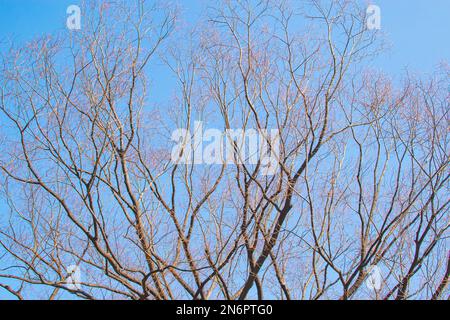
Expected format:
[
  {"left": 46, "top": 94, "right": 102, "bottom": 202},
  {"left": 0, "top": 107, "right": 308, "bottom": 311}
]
[
  {"left": 0, "top": 0, "right": 448, "bottom": 299},
  {"left": 0, "top": 0, "right": 449, "bottom": 75}
]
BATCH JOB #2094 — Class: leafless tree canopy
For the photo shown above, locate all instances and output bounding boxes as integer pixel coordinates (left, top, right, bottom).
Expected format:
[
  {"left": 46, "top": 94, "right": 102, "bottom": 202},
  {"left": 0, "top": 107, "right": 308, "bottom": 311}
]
[{"left": 0, "top": 0, "right": 448, "bottom": 300}]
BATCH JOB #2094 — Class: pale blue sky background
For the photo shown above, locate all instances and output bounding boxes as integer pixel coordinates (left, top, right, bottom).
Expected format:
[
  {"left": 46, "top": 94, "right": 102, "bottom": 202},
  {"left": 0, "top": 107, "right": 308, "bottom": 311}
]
[
  {"left": 0, "top": 0, "right": 449, "bottom": 74},
  {"left": 0, "top": 0, "right": 448, "bottom": 299}
]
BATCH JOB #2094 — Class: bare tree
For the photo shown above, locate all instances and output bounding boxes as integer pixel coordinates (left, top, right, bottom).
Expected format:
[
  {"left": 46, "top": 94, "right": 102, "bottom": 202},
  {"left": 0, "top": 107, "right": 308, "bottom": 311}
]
[{"left": 0, "top": 0, "right": 448, "bottom": 300}]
